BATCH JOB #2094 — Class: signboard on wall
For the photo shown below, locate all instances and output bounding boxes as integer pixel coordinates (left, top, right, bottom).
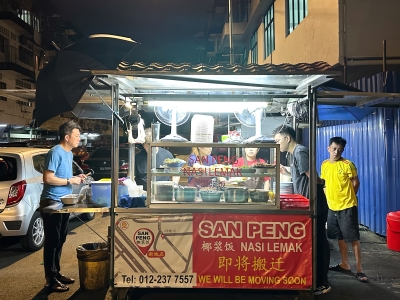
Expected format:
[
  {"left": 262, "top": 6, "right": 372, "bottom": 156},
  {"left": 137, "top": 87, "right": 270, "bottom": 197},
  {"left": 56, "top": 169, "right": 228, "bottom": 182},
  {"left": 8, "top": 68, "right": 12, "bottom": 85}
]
[{"left": 114, "top": 213, "right": 312, "bottom": 289}]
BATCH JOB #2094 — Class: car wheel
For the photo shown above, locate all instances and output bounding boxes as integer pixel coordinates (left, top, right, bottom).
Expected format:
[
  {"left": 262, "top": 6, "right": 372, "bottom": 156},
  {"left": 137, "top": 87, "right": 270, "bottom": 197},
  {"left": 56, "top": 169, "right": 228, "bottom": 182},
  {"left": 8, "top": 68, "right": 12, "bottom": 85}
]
[
  {"left": 80, "top": 212, "right": 95, "bottom": 221},
  {"left": 20, "top": 211, "right": 45, "bottom": 251}
]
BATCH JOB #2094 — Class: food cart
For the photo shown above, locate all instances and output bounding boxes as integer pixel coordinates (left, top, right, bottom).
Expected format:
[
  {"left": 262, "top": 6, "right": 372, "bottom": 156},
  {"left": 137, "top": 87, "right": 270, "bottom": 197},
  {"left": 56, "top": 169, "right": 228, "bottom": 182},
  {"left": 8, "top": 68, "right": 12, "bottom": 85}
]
[
  {"left": 41, "top": 63, "right": 357, "bottom": 299},
  {"left": 80, "top": 64, "right": 341, "bottom": 300},
  {"left": 115, "top": 141, "right": 311, "bottom": 290}
]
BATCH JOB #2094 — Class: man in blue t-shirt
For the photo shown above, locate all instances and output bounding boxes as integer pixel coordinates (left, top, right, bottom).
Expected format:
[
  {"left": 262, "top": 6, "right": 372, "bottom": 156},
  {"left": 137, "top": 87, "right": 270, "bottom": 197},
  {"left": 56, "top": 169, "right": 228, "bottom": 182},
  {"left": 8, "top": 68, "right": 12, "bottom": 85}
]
[{"left": 39, "top": 120, "right": 86, "bottom": 293}]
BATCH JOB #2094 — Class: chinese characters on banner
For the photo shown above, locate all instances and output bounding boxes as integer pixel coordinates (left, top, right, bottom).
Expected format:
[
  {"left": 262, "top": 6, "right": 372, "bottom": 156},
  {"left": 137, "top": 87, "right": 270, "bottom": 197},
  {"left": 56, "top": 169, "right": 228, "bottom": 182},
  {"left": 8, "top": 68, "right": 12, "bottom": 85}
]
[
  {"left": 114, "top": 213, "right": 312, "bottom": 289},
  {"left": 193, "top": 213, "right": 312, "bottom": 289}
]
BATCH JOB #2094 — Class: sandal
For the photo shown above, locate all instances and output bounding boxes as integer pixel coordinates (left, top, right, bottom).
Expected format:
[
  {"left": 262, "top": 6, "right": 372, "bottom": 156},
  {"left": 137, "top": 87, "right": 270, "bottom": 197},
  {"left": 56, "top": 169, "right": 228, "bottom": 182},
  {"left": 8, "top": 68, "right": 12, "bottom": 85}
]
[
  {"left": 356, "top": 272, "right": 369, "bottom": 283},
  {"left": 47, "top": 279, "right": 69, "bottom": 293},
  {"left": 328, "top": 264, "right": 352, "bottom": 275},
  {"left": 57, "top": 273, "right": 75, "bottom": 284}
]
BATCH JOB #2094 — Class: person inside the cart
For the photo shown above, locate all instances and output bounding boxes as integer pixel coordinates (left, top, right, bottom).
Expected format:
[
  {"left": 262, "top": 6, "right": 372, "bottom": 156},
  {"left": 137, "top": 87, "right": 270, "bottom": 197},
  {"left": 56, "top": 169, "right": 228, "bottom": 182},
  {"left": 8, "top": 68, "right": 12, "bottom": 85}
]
[
  {"left": 187, "top": 147, "right": 226, "bottom": 188},
  {"left": 135, "top": 128, "right": 179, "bottom": 190},
  {"left": 273, "top": 125, "right": 331, "bottom": 296},
  {"left": 231, "top": 147, "right": 270, "bottom": 190}
]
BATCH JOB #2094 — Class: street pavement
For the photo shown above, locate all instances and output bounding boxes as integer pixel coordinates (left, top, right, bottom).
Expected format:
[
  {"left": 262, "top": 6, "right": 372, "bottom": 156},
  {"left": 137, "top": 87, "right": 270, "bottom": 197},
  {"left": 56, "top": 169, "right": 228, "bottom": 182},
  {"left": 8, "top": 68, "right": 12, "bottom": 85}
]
[{"left": 1, "top": 214, "right": 399, "bottom": 300}]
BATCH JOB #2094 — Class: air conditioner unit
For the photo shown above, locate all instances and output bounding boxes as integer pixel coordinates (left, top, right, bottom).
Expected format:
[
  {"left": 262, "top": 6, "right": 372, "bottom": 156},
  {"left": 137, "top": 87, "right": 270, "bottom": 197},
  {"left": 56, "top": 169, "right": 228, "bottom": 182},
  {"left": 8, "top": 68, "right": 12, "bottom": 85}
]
[{"left": 19, "top": 36, "right": 27, "bottom": 45}]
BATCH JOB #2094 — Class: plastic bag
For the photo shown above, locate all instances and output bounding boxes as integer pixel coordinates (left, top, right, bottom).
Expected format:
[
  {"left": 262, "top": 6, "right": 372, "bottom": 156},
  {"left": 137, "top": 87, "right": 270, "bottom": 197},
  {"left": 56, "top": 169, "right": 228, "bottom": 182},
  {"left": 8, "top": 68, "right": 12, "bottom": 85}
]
[{"left": 76, "top": 242, "right": 108, "bottom": 262}]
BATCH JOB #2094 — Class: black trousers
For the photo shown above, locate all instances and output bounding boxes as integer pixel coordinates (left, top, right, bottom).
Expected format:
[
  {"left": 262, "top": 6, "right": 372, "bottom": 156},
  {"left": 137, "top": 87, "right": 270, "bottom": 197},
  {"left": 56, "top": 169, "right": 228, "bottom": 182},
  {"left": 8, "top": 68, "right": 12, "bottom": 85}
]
[
  {"left": 316, "top": 210, "right": 330, "bottom": 287},
  {"left": 40, "top": 200, "right": 70, "bottom": 282},
  {"left": 316, "top": 185, "right": 330, "bottom": 287}
]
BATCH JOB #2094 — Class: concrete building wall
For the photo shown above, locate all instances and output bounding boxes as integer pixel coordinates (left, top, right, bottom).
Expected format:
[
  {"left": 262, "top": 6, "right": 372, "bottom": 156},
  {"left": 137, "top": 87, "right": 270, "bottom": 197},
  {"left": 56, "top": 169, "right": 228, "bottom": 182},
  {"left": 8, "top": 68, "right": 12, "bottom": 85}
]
[
  {"left": 0, "top": 95, "right": 34, "bottom": 125},
  {"left": 261, "top": 0, "right": 340, "bottom": 65},
  {"left": 0, "top": 19, "right": 37, "bottom": 126},
  {"left": 343, "top": 0, "right": 400, "bottom": 64},
  {"left": 0, "top": 22, "right": 19, "bottom": 49},
  {"left": 246, "top": 0, "right": 400, "bottom": 67}
]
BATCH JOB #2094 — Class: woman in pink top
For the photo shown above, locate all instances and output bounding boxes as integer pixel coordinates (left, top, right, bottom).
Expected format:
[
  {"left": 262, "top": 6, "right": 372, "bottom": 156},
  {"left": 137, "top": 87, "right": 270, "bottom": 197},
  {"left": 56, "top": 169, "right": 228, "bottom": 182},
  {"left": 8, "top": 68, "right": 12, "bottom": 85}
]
[{"left": 233, "top": 148, "right": 270, "bottom": 190}]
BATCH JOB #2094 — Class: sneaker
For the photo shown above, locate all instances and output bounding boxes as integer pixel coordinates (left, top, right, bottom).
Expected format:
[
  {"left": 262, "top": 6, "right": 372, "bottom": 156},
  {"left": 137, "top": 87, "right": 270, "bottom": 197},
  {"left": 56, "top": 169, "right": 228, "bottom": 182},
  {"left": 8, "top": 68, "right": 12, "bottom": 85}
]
[{"left": 314, "top": 285, "right": 331, "bottom": 295}]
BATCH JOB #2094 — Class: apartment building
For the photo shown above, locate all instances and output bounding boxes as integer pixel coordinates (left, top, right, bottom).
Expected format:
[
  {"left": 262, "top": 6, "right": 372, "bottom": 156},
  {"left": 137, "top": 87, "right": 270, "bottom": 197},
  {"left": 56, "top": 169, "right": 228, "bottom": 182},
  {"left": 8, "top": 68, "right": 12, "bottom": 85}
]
[
  {"left": 207, "top": 0, "right": 400, "bottom": 83},
  {"left": 0, "top": 0, "right": 40, "bottom": 126},
  {"left": 0, "top": 0, "right": 84, "bottom": 141}
]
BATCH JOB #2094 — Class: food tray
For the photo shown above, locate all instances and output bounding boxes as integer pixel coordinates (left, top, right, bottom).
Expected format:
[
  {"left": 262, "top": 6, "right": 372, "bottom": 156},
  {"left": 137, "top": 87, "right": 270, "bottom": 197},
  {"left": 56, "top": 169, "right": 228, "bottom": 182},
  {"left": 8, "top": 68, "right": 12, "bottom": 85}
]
[{"left": 238, "top": 168, "right": 256, "bottom": 174}]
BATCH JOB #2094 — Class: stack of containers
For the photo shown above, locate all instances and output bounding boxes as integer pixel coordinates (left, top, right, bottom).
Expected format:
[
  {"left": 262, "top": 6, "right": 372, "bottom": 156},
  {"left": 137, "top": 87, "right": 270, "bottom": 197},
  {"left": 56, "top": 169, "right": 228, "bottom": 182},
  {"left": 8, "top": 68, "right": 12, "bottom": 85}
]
[
  {"left": 273, "top": 182, "right": 294, "bottom": 194},
  {"left": 190, "top": 114, "right": 214, "bottom": 143},
  {"left": 280, "top": 194, "right": 309, "bottom": 210}
]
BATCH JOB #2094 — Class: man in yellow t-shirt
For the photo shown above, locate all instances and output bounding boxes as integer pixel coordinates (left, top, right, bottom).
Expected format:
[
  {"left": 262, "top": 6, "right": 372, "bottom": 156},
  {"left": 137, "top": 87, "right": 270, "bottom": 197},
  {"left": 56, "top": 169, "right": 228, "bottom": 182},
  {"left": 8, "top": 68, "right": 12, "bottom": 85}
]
[{"left": 321, "top": 137, "right": 368, "bottom": 283}]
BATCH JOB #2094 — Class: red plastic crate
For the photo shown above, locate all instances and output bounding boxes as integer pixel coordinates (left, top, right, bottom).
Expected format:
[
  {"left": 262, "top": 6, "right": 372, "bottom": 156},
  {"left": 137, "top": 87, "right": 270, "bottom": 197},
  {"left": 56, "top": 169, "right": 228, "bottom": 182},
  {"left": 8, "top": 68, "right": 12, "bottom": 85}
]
[{"left": 280, "top": 194, "right": 310, "bottom": 210}]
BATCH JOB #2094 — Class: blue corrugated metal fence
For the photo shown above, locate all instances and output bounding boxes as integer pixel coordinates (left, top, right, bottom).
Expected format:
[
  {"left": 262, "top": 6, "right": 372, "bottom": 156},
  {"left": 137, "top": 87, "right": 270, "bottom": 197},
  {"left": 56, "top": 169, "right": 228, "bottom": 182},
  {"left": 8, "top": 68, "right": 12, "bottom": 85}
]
[{"left": 302, "top": 72, "right": 400, "bottom": 235}]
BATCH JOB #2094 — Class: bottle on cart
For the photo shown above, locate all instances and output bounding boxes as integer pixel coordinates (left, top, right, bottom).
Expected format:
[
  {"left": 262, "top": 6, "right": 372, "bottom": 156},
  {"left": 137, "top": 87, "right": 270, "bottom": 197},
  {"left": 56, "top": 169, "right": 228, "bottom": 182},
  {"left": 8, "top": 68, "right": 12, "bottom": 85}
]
[{"left": 86, "top": 185, "right": 93, "bottom": 204}]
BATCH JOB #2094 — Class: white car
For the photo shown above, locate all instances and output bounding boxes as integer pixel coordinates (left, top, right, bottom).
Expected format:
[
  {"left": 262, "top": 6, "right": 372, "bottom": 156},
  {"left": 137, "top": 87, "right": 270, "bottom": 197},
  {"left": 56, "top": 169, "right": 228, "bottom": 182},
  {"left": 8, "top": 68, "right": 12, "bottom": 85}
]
[{"left": 0, "top": 147, "right": 94, "bottom": 251}]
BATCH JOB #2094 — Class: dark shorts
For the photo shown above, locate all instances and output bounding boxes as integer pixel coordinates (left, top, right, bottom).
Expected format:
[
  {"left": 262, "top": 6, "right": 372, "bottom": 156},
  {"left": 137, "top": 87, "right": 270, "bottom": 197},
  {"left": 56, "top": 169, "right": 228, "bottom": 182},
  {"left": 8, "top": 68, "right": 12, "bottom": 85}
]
[{"left": 327, "top": 206, "right": 360, "bottom": 242}]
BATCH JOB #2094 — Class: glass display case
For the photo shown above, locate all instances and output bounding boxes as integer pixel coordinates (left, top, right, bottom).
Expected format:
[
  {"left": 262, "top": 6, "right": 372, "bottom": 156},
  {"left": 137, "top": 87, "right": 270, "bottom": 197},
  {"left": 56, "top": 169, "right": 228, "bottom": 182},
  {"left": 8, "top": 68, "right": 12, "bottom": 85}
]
[{"left": 147, "top": 142, "right": 281, "bottom": 210}]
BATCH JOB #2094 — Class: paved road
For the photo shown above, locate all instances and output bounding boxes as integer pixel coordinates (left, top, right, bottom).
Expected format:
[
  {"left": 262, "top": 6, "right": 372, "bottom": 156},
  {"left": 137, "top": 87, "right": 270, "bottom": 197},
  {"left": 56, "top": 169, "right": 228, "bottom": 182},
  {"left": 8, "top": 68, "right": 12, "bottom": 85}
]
[{"left": 1, "top": 214, "right": 400, "bottom": 300}]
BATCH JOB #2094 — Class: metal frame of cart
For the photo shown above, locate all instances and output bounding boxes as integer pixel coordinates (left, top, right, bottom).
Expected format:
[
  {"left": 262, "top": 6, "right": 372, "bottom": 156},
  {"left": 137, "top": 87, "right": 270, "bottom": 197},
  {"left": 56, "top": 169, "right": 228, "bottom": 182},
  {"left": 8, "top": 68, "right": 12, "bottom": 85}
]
[
  {"left": 93, "top": 68, "right": 333, "bottom": 299},
  {"left": 47, "top": 66, "right": 400, "bottom": 299},
  {"left": 111, "top": 142, "right": 313, "bottom": 290}
]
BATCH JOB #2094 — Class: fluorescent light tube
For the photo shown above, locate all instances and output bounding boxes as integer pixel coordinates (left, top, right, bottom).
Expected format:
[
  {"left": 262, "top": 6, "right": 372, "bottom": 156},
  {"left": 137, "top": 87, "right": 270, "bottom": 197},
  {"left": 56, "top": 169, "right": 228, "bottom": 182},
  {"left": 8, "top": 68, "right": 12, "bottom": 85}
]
[{"left": 147, "top": 101, "right": 268, "bottom": 113}]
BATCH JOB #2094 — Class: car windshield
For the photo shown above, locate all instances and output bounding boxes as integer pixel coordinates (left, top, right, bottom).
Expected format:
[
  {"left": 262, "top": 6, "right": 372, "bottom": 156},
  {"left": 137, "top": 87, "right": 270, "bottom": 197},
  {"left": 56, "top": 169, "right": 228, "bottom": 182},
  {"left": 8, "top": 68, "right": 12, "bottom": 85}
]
[
  {"left": 90, "top": 148, "right": 129, "bottom": 159},
  {"left": 90, "top": 148, "right": 111, "bottom": 158},
  {"left": 0, "top": 156, "right": 17, "bottom": 181}
]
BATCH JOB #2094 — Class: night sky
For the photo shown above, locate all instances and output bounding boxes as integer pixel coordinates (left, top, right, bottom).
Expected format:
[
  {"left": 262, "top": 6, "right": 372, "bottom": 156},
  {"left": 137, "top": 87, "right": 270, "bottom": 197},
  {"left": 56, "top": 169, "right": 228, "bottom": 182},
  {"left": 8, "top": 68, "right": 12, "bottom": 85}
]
[{"left": 49, "top": 0, "right": 214, "bottom": 64}]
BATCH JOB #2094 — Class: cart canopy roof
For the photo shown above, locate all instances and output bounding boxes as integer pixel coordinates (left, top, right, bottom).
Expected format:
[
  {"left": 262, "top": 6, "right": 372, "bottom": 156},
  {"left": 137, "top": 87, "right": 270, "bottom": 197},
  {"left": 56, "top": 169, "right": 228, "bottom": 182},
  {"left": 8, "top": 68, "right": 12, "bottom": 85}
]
[{"left": 3, "top": 61, "right": 400, "bottom": 123}]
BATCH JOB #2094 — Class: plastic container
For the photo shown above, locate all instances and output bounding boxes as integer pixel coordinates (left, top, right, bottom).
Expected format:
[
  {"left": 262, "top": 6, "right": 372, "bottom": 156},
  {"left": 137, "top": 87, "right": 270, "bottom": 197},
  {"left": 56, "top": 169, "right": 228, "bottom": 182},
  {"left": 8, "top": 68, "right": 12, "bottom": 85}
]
[
  {"left": 76, "top": 242, "right": 109, "bottom": 291},
  {"left": 128, "top": 186, "right": 141, "bottom": 197},
  {"left": 151, "top": 122, "right": 160, "bottom": 141},
  {"left": 154, "top": 181, "right": 174, "bottom": 201},
  {"left": 200, "top": 191, "right": 223, "bottom": 202},
  {"left": 280, "top": 194, "right": 309, "bottom": 210},
  {"left": 386, "top": 211, "right": 400, "bottom": 252},
  {"left": 175, "top": 186, "right": 197, "bottom": 202},
  {"left": 91, "top": 181, "right": 129, "bottom": 207}
]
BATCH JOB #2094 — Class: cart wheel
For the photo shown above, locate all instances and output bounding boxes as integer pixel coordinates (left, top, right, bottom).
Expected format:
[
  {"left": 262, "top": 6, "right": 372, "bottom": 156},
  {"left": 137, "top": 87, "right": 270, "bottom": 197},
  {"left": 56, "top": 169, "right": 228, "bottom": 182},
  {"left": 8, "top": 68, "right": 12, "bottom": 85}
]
[
  {"left": 111, "top": 287, "right": 130, "bottom": 300},
  {"left": 297, "top": 290, "right": 314, "bottom": 300},
  {"left": 125, "top": 288, "right": 146, "bottom": 300}
]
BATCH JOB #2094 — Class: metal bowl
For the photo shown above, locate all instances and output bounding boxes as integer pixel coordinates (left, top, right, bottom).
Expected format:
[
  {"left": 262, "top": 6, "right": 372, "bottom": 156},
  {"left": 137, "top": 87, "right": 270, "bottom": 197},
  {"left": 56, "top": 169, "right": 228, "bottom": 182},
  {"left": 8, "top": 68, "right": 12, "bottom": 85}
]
[
  {"left": 224, "top": 187, "right": 249, "bottom": 203},
  {"left": 199, "top": 191, "right": 223, "bottom": 202},
  {"left": 175, "top": 187, "right": 197, "bottom": 202},
  {"left": 165, "top": 166, "right": 182, "bottom": 173},
  {"left": 254, "top": 166, "right": 276, "bottom": 174},
  {"left": 60, "top": 194, "right": 79, "bottom": 205},
  {"left": 164, "top": 162, "right": 185, "bottom": 168}
]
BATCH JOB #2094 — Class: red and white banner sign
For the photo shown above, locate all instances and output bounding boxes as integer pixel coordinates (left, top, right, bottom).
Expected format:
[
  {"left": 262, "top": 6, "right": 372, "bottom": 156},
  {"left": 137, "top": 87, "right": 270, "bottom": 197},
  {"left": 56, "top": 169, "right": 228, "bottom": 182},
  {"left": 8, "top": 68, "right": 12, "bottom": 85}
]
[
  {"left": 114, "top": 213, "right": 312, "bottom": 289},
  {"left": 193, "top": 214, "right": 312, "bottom": 289}
]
